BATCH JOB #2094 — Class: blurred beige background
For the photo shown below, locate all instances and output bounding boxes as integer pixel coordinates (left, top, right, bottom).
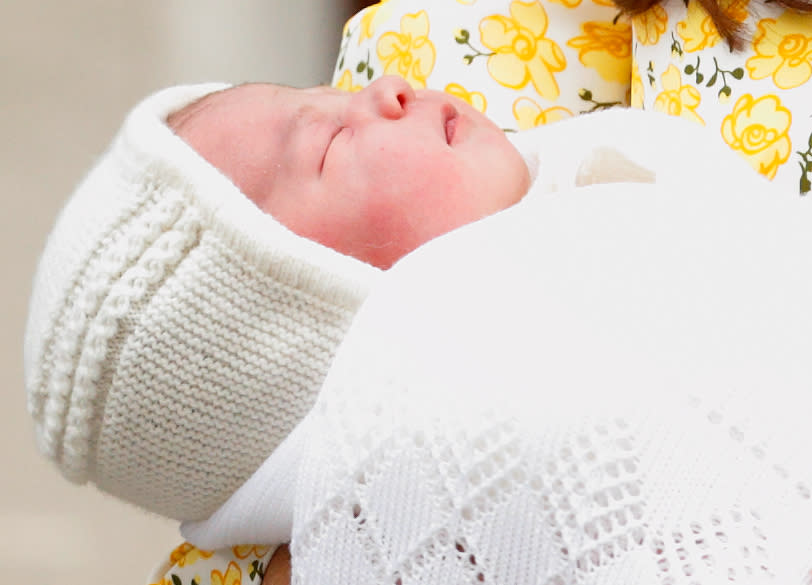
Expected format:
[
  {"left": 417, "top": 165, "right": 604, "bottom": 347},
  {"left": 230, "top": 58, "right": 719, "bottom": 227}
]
[{"left": 1, "top": 1, "right": 360, "bottom": 582}]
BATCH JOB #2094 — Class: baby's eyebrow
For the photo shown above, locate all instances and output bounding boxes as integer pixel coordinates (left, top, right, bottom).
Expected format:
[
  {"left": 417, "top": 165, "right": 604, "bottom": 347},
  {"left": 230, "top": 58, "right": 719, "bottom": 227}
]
[
  {"left": 263, "top": 101, "right": 317, "bottom": 174},
  {"left": 287, "top": 103, "right": 330, "bottom": 145},
  {"left": 317, "top": 85, "right": 348, "bottom": 96},
  {"left": 293, "top": 102, "right": 320, "bottom": 123}
]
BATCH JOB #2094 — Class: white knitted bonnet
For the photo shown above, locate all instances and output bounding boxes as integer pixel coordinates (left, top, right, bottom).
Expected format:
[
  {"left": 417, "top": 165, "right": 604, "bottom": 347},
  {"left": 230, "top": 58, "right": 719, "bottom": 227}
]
[{"left": 23, "top": 84, "right": 380, "bottom": 521}]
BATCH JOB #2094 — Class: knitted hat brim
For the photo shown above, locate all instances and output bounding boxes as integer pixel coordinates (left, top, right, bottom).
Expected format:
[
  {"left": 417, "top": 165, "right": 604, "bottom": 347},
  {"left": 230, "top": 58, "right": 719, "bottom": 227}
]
[{"left": 25, "top": 84, "right": 380, "bottom": 520}]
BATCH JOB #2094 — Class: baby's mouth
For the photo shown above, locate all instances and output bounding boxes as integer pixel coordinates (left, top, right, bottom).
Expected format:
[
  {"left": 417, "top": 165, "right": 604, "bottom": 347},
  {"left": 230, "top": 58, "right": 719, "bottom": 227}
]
[{"left": 443, "top": 105, "right": 459, "bottom": 146}]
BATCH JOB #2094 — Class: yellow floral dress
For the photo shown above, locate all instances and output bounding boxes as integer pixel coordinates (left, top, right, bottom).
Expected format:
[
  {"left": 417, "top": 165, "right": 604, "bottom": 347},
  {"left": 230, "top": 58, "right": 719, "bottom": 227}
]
[
  {"left": 332, "top": 0, "right": 633, "bottom": 131},
  {"left": 630, "top": 0, "right": 812, "bottom": 192},
  {"left": 147, "top": 543, "right": 275, "bottom": 585}
]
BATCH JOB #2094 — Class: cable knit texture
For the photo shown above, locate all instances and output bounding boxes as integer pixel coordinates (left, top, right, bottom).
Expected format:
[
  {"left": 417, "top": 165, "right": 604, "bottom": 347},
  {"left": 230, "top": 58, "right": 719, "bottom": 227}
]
[{"left": 23, "top": 84, "right": 379, "bottom": 521}]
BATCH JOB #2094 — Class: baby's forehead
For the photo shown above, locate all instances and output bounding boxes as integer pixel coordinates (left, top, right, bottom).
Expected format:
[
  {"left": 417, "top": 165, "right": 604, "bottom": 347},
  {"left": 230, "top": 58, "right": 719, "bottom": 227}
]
[
  {"left": 167, "top": 82, "right": 350, "bottom": 132},
  {"left": 167, "top": 83, "right": 281, "bottom": 133}
]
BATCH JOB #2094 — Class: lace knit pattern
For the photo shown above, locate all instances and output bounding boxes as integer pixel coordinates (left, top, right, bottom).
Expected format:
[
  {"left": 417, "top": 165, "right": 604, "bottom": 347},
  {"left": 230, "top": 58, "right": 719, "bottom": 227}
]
[
  {"left": 292, "top": 370, "right": 812, "bottom": 584},
  {"left": 288, "top": 170, "right": 812, "bottom": 584}
]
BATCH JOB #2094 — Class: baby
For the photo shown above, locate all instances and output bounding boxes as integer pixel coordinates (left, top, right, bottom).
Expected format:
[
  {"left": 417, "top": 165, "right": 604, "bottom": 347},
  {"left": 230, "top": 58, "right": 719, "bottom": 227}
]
[
  {"left": 24, "top": 75, "right": 532, "bottom": 584},
  {"left": 167, "top": 75, "right": 530, "bottom": 270},
  {"left": 25, "top": 75, "right": 721, "bottom": 583}
]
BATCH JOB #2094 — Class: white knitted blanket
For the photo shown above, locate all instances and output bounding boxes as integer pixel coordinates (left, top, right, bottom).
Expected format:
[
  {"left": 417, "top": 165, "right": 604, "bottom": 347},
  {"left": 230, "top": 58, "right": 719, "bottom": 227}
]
[{"left": 185, "top": 111, "right": 812, "bottom": 584}]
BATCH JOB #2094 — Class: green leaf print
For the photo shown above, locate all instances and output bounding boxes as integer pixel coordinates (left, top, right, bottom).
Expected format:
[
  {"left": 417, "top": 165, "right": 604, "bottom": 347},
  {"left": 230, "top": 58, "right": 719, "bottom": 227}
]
[
  {"left": 250, "top": 560, "right": 266, "bottom": 582},
  {"left": 578, "top": 88, "right": 622, "bottom": 113},
  {"left": 454, "top": 28, "right": 494, "bottom": 65},
  {"left": 798, "top": 132, "right": 812, "bottom": 195},
  {"left": 670, "top": 32, "right": 684, "bottom": 58},
  {"left": 685, "top": 56, "right": 743, "bottom": 99},
  {"left": 337, "top": 26, "right": 353, "bottom": 71},
  {"left": 356, "top": 50, "right": 374, "bottom": 81}
]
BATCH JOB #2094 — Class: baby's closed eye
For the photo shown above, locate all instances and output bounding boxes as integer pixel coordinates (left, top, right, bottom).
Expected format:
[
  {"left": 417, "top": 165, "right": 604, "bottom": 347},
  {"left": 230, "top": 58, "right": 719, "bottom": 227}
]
[{"left": 321, "top": 126, "right": 345, "bottom": 174}]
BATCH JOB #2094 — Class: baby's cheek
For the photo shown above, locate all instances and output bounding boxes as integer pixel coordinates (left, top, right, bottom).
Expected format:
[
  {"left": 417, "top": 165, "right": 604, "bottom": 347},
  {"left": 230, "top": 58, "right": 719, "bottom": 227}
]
[
  {"left": 357, "top": 162, "right": 471, "bottom": 268},
  {"left": 408, "top": 159, "right": 478, "bottom": 229}
]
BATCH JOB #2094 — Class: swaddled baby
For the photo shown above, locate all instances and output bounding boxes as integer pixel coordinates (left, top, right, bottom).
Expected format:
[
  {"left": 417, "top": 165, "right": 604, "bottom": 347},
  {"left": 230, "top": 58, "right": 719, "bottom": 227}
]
[
  {"left": 24, "top": 75, "right": 534, "bottom": 582},
  {"left": 25, "top": 73, "right": 733, "bottom": 583}
]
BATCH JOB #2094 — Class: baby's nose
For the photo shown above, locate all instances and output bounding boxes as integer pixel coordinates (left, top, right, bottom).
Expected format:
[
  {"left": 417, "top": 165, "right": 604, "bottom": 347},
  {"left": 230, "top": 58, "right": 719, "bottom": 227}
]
[{"left": 356, "top": 75, "right": 415, "bottom": 120}]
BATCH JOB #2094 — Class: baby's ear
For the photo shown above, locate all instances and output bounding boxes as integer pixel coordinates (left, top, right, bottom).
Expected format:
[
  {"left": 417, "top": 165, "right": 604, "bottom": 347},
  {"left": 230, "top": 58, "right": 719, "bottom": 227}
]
[{"left": 575, "top": 146, "right": 656, "bottom": 187}]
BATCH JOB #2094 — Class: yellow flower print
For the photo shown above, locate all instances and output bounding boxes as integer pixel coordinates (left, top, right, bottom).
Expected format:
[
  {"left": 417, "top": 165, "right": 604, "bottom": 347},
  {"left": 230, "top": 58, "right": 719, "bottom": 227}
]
[
  {"left": 149, "top": 578, "right": 172, "bottom": 585},
  {"left": 746, "top": 12, "right": 812, "bottom": 89},
  {"left": 549, "top": 0, "right": 583, "bottom": 9},
  {"left": 445, "top": 83, "right": 488, "bottom": 112},
  {"left": 567, "top": 20, "right": 633, "bottom": 83},
  {"left": 169, "top": 542, "right": 214, "bottom": 567},
  {"left": 377, "top": 11, "right": 436, "bottom": 89},
  {"left": 633, "top": 4, "right": 668, "bottom": 45},
  {"left": 212, "top": 561, "right": 243, "bottom": 585},
  {"left": 513, "top": 97, "right": 572, "bottom": 129},
  {"left": 479, "top": 1, "right": 566, "bottom": 99},
  {"left": 721, "top": 94, "right": 792, "bottom": 179},
  {"left": 653, "top": 64, "right": 704, "bottom": 124},
  {"left": 591, "top": 0, "right": 617, "bottom": 6},
  {"left": 631, "top": 58, "right": 645, "bottom": 108},
  {"left": 359, "top": 6, "right": 377, "bottom": 43},
  {"left": 233, "top": 544, "right": 272, "bottom": 559},
  {"left": 358, "top": 0, "right": 394, "bottom": 44},
  {"left": 677, "top": 0, "right": 748, "bottom": 51},
  {"left": 335, "top": 70, "right": 362, "bottom": 93},
  {"left": 676, "top": 0, "right": 721, "bottom": 51}
]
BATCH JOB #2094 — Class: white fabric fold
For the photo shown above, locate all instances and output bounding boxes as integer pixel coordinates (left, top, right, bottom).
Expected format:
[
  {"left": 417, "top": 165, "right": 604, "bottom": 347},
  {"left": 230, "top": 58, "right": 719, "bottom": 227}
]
[
  {"left": 186, "top": 110, "right": 812, "bottom": 584},
  {"left": 181, "top": 416, "right": 309, "bottom": 548}
]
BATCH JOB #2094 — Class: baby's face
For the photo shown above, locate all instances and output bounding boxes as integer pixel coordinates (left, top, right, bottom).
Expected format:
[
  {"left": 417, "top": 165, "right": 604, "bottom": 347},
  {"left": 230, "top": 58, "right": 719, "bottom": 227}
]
[{"left": 169, "top": 76, "right": 530, "bottom": 269}]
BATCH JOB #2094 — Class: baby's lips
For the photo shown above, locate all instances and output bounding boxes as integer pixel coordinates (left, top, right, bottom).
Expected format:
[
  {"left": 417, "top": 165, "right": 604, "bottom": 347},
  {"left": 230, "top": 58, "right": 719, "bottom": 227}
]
[{"left": 442, "top": 103, "right": 459, "bottom": 146}]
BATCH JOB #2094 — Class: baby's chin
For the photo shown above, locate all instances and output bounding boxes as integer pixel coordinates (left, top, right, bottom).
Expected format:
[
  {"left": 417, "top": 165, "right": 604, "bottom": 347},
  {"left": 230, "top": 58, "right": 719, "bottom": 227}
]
[{"left": 496, "top": 137, "right": 533, "bottom": 207}]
